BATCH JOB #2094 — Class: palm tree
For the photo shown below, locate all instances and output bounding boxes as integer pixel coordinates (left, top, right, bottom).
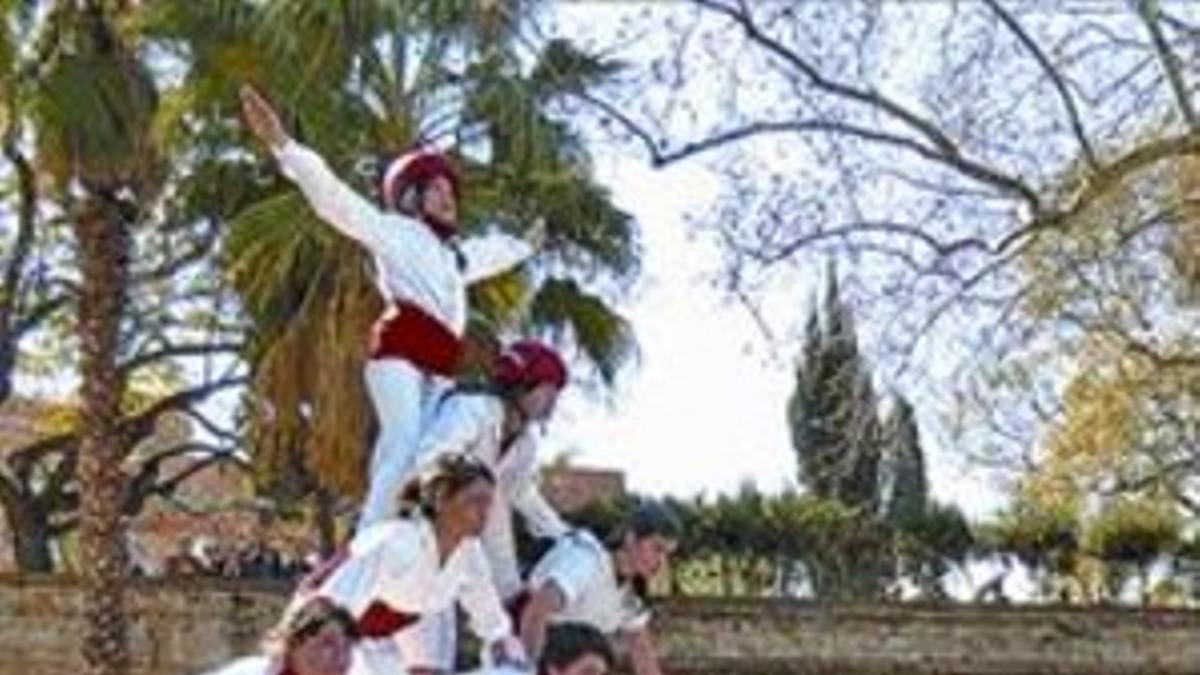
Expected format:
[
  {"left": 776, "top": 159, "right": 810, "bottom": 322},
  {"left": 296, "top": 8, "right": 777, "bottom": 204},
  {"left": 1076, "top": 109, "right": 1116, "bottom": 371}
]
[
  {"left": 29, "top": 3, "right": 158, "bottom": 672},
  {"left": 0, "top": 0, "right": 260, "bottom": 576}
]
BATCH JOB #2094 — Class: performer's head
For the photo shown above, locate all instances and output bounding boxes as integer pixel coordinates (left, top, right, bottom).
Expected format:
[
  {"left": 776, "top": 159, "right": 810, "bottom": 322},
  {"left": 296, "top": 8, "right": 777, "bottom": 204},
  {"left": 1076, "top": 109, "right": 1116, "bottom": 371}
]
[
  {"left": 378, "top": 146, "right": 460, "bottom": 240},
  {"left": 613, "top": 501, "right": 680, "bottom": 584},
  {"left": 492, "top": 338, "right": 569, "bottom": 424},
  {"left": 398, "top": 453, "right": 495, "bottom": 537},
  {"left": 539, "top": 622, "right": 615, "bottom": 675},
  {"left": 263, "top": 596, "right": 358, "bottom": 675}
]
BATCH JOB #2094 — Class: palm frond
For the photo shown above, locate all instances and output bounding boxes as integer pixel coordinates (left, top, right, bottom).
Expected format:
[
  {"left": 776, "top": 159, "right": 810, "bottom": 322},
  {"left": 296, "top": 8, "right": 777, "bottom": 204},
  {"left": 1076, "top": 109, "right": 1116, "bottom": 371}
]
[{"left": 528, "top": 277, "right": 636, "bottom": 384}]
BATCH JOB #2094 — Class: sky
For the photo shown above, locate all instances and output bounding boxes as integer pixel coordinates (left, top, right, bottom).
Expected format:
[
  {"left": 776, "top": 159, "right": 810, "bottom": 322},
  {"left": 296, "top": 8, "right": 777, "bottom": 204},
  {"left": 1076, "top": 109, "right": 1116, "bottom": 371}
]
[
  {"left": 533, "top": 3, "right": 1008, "bottom": 520},
  {"left": 539, "top": 125, "right": 1007, "bottom": 520}
]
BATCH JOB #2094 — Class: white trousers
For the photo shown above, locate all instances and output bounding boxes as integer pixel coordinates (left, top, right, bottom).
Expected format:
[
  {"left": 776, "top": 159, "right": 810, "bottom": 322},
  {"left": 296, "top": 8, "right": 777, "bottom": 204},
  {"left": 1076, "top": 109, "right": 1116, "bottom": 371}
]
[{"left": 357, "top": 359, "right": 448, "bottom": 530}]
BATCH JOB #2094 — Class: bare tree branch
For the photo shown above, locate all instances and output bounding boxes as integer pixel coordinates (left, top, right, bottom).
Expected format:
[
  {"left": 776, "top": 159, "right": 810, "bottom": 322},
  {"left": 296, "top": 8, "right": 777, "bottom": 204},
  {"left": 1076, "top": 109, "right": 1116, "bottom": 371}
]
[
  {"left": 12, "top": 374, "right": 248, "bottom": 504},
  {"left": 983, "top": 0, "right": 1098, "bottom": 169},
  {"left": 0, "top": 125, "right": 39, "bottom": 405},
  {"left": 121, "top": 441, "right": 249, "bottom": 516},
  {"left": 690, "top": 0, "right": 1043, "bottom": 209},
  {"left": 752, "top": 219, "right": 992, "bottom": 265},
  {"left": 175, "top": 404, "right": 241, "bottom": 444},
  {"left": 12, "top": 294, "right": 70, "bottom": 337},
  {"left": 131, "top": 220, "right": 221, "bottom": 286},
  {"left": 118, "top": 341, "right": 244, "bottom": 376},
  {"left": 993, "top": 130, "right": 1200, "bottom": 254},
  {"left": 1133, "top": 0, "right": 1198, "bottom": 130}
]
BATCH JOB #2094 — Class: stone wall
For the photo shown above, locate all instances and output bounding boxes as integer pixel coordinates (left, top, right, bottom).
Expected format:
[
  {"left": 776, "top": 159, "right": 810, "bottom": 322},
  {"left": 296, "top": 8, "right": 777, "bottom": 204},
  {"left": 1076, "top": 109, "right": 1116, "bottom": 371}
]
[{"left": 1, "top": 576, "right": 1198, "bottom": 675}]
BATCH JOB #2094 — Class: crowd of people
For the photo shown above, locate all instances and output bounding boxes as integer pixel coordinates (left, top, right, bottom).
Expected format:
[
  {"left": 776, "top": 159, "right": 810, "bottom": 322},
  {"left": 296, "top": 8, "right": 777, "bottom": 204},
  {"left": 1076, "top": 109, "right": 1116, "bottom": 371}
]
[
  {"left": 161, "top": 538, "right": 316, "bottom": 582},
  {"left": 199, "top": 86, "right": 681, "bottom": 675}
]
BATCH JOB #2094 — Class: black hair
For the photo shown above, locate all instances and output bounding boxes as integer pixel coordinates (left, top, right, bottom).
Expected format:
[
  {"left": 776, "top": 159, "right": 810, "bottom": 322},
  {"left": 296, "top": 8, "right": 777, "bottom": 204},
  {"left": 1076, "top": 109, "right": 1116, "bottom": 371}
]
[
  {"left": 606, "top": 501, "right": 681, "bottom": 601},
  {"left": 397, "top": 453, "right": 495, "bottom": 520},
  {"left": 605, "top": 501, "right": 682, "bottom": 549},
  {"left": 264, "top": 595, "right": 358, "bottom": 657},
  {"left": 539, "top": 622, "right": 615, "bottom": 675}
]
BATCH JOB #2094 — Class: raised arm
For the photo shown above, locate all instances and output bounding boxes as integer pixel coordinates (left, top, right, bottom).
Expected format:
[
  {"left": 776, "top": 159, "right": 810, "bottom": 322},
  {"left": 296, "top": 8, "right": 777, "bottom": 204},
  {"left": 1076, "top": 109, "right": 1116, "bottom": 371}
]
[
  {"left": 240, "top": 85, "right": 413, "bottom": 258},
  {"left": 460, "top": 226, "right": 539, "bottom": 284}
]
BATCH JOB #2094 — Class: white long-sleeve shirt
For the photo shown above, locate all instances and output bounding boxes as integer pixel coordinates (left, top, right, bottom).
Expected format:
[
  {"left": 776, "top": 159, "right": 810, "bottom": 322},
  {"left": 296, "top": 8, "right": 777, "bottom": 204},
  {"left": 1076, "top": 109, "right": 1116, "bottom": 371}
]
[
  {"left": 528, "top": 530, "right": 650, "bottom": 634},
  {"left": 315, "top": 517, "right": 513, "bottom": 645},
  {"left": 414, "top": 394, "right": 570, "bottom": 597},
  {"left": 271, "top": 140, "right": 534, "bottom": 335}
]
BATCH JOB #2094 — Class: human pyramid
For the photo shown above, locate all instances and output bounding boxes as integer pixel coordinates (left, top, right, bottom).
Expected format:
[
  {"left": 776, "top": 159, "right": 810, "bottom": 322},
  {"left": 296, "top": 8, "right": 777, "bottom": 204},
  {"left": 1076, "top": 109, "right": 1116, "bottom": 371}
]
[{"left": 205, "top": 86, "right": 680, "bottom": 675}]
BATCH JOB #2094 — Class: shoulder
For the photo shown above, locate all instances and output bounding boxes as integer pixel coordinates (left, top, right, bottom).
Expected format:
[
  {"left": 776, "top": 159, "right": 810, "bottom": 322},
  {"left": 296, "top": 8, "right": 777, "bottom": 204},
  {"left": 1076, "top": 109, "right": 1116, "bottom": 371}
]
[
  {"left": 351, "top": 518, "right": 422, "bottom": 557},
  {"left": 546, "top": 530, "right": 606, "bottom": 570},
  {"left": 438, "top": 391, "right": 503, "bottom": 424},
  {"left": 569, "top": 529, "right": 606, "bottom": 556}
]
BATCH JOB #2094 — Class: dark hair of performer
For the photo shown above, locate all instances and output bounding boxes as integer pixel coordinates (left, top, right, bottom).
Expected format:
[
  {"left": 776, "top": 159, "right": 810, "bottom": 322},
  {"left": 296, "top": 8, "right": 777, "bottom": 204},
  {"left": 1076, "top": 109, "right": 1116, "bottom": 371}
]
[
  {"left": 397, "top": 453, "right": 497, "bottom": 559},
  {"left": 539, "top": 623, "right": 615, "bottom": 675},
  {"left": 605, "top": 502, "right": 679, "bottom": 600},
  {"left": 262, "top": 596, "right": 359, "bottom": 675}
]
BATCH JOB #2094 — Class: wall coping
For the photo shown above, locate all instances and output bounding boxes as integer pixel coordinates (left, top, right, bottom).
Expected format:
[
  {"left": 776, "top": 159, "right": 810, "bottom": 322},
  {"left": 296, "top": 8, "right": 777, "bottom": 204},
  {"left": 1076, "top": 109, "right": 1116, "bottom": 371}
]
[{"left": 3, "top": 574, "right": 1198, "bottom": 625}]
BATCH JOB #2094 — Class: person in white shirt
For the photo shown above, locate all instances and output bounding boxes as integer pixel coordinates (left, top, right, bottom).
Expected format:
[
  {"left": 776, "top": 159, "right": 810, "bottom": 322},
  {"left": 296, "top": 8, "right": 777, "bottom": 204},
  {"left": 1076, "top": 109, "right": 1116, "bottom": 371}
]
[
  {"left": 202, "top": 595, "right": 359, "bottom": 675},
  {"left": 239, "top": 85, "right": 538, "bottom": 531},
  {"left": 294, "top": 454, "right": 529, "bottom": 675},
  {"left": 399, "top": 339, "right": 573, "bottom": 671},
  {"left": 516, "top": 504, "right": 679, "bottom": 675}
]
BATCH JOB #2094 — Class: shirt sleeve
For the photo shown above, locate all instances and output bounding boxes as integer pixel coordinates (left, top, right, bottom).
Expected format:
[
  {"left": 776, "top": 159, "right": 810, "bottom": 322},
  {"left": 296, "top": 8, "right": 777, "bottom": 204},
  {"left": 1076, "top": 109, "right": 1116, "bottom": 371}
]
[
  {"left": 508, "top": 438, "right": 569, "bottom": 539},
  {"left": 530, "top": 535, "right": 604, "bottom": 608},
  {"left": 618, "top": 595, "right": 652, "bottom": 632},
  {"left": 458, "top": 540, "right": 515, "bottom": 643},
  {"left": 272, "top": 139, "right": 429, "bottom": 264},
  {"left": 459, "top": 229, "right": 535, "bottom": 284}
]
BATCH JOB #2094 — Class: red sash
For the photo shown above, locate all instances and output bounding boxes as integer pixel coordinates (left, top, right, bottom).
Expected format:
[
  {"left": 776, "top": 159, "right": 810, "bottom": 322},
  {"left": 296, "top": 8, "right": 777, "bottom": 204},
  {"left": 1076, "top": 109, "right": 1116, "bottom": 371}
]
[
  {"left": 295, "top": 549, "right": 422, "bottom": 639},
  {"left": 356, "top": 601, "right": 421, "bottom": 638},
  {"left": 368, "top": 299, "right": 462, "bottom": 377}
]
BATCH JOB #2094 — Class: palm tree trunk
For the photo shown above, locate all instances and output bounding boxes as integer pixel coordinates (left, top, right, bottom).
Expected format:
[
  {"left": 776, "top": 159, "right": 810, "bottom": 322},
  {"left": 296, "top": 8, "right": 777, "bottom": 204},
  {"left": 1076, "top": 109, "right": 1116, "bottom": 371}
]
[{"left": 74, "top": 200, "right": 132, "bottom": 675}]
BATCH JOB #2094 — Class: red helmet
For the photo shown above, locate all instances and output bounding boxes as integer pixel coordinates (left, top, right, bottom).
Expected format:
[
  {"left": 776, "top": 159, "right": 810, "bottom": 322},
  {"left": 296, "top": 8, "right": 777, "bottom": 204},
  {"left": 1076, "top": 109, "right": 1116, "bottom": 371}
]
[
  {"left": 493, "top": 340, "right": 568, "bottom": 390},
  {"left": 379, "top": 147, "right": 461, "bottom": 240}
]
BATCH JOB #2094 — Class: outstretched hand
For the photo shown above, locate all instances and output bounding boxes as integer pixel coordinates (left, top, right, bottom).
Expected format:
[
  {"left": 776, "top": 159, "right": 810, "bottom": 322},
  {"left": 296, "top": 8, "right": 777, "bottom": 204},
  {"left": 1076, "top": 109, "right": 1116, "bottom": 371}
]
[{"left": 240, "top": 84, "right": 289, "bottom": 149}]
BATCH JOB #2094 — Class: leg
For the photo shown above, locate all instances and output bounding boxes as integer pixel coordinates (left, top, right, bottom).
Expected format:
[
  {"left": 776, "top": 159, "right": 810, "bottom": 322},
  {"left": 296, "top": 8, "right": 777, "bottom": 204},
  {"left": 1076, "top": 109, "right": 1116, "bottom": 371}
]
[{"left": 358, "top": 359, "right": 426, "bottom": 530}]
